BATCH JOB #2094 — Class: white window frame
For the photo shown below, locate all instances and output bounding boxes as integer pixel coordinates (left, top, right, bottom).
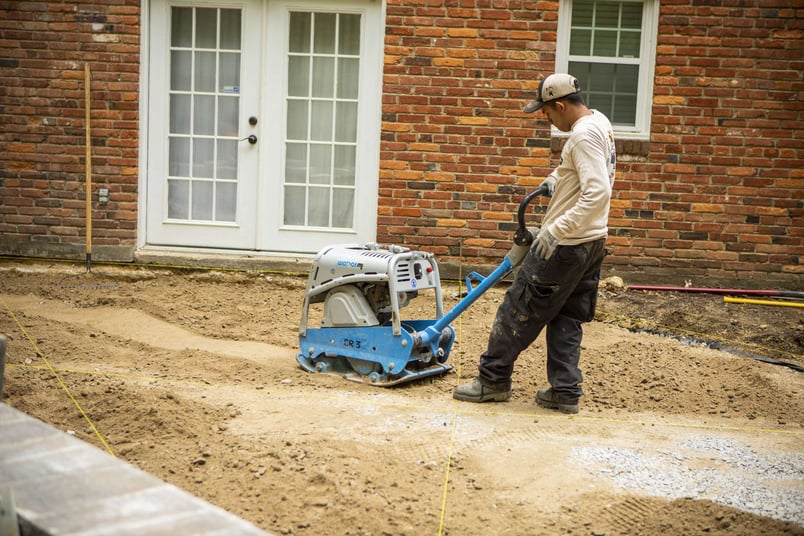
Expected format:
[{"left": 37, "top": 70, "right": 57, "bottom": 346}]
[{"left": 556, "top": 0, "right": 659, "bottom": 140}]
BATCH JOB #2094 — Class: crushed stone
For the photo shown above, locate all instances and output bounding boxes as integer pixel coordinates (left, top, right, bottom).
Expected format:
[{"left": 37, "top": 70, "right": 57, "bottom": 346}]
[{"left": 573, "top": 435, "right": 804, "bottom": 526}]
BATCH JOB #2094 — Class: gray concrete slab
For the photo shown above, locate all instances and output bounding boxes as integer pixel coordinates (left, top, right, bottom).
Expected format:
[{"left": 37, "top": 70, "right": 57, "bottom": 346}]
[{"left": 0, "top": 404, "right": 271, "bottom": 536}]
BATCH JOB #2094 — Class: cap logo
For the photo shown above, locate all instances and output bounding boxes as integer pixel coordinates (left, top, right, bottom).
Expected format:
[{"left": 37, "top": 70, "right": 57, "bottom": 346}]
[{"left": 523, "top": 74, "right": 580, "bottom": 114}]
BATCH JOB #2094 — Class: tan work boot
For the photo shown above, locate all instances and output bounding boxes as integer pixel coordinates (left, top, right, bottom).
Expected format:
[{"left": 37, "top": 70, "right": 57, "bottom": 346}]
[
  {"left": 453, "top": 377, "right": 511, "bottom": 402},
  {"left": 536, "top": 388, "right": 579, "bottom": 414}
]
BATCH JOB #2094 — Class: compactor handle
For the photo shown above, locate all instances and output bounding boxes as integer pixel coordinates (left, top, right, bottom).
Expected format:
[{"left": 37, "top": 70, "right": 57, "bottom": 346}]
[{"left": 513, "top": 183, "right": 549, "bottom": 246}]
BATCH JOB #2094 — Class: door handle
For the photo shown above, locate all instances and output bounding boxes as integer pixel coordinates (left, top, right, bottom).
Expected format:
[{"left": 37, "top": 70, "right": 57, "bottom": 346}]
[{"left": 240, "top": 135, "right": 258, "bottom": 145}]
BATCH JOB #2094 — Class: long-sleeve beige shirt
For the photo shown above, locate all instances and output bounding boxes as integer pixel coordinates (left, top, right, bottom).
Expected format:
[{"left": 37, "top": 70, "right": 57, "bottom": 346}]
[{"left": 543, "top": 110, "right": 616, "bottom": 245}]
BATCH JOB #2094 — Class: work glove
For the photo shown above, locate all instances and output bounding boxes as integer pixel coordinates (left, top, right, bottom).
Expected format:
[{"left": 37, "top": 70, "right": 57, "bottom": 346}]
[
  {"left": 533, "top": 227, "right": 558, "bottom": 260},
  {"left": 540, "top": 175, "right": 557, "bottom": 197}
]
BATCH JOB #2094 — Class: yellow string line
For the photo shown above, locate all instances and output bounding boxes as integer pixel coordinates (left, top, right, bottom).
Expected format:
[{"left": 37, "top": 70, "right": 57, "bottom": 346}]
[
  {"left": 437, "top": 399, "right": 460, "bottom": 536},
  {"left": 0, "top": 296, "right": 116, "bottom": 456},
  {"left": 438, "top": 242, "right": 467, "bottom": 536}
]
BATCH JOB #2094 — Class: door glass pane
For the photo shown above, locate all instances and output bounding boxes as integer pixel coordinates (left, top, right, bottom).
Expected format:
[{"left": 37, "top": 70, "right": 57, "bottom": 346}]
[
  {"left": 170, "top": 94, "right": 191, "bottom": 134},
  {"left": 169, "top": 138, "right": 190, "bottom": 176},
  {"left": 309, "top": 144, "right": 331, "bottom": 185},
  {"left": 289, "top": 12, "right": 311, "bottom": 53},
  {"left": 286, "top": 143, "right": 307, "bottom": 183},
  {"left": 335, "top": 102, "right": 357, "bottom": 142},
  {"left": 195, "top": 9, "right": 217, "bottom": 49},
  {"left": 337, "top": 58, "right": 359, "bottom": 99},
  {"left": 169, "top": 6, "right": 241, "bottom": 224},
  {"left": 333, "top": 146, "right": 355, "bottom": 186},
  {"left": 313, "top": 13, "right": 336, "bottom": 53},
  {"left": 283, "top": 10, "right": 360, "bottom": 229},
  {"left": 284, "top": 186, "right": 305, "bottom": 225},
  {"left": 193, "top": 138, "right": 215, "bottom": 177},
  {"left": 192, "top": 180, "right": 214, "bottom": 220},
  {"left": 332, "top": 188, "right": 354, "bottom": 228},
  {"left": 288, "top": 56, "right": 310, "bottom": 96},
  {"left": 172, "top": 8, "right": 193, "bottom": 47},
  {"left": 310, "top": 101, "right": 333, "bottom": 141},
  {"left": 216, "top": 182, "right": 237, "bottom": 221},
  {"left": 220, "top": 9, "right": 241, "bottom": 49},
  {"left": 217, "top": 96, "right": 238, "bottom": 136},
  {"left": 312, "top": 57, "right": 335, "bottom": 98},
  {"left": 217, "top": 139, "right": 237, "bottom": 179},
  {"left": 168, "top": 179, "right": 190, "bottom": 219},
  {"left": 308, "top": 187, "right": 330, "bottom": 226},
  {"left": 170, "top": 51, "right": 192, "bottom": 90},
  {"left": 286, "top": 100, "right": 309, "bottom": 139},
  {"left": 194, "top": 51, "right": 216, "bottom": 92},
  {"left": 219, "top": 52, "right": 240, "bottom": 90},
  {"left": 194, "top": 95, "right": 215, "bottom": 135},
  {"left": 338, "top": 14, "right": 361, "bottom": 54}
]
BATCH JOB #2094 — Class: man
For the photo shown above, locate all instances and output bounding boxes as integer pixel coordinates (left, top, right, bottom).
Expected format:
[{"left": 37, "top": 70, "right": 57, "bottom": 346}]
[{"left": 453, "top": 73, "right": 616, "bottom": 414}]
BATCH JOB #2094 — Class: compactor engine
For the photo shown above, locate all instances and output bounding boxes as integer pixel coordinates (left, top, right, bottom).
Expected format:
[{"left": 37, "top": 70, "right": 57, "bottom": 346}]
[{"left": 297, "top": 244, "right": 453, "bottom": 386}]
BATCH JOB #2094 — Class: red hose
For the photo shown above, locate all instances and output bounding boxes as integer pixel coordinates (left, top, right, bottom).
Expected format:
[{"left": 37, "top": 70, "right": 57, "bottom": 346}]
[{"left": 627, "top": 285, "right": 804, "bottom": 299}]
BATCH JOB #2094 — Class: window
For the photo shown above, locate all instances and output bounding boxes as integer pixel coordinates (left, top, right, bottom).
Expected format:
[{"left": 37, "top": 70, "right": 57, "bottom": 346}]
[{"left": 556, "top": 0, "right": 658, "bottom": 138}]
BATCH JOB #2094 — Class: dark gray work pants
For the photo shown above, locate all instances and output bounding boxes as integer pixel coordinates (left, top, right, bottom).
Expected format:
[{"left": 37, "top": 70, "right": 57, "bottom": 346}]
[{"left": 478, "top": 238, "right": 607, "bottom": 401}]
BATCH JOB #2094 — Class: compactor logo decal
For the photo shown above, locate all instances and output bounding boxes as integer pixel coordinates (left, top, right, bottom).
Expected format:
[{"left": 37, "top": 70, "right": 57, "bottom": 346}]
[{"left": 337, "top": 260, "right": 364, "bottom": 270}]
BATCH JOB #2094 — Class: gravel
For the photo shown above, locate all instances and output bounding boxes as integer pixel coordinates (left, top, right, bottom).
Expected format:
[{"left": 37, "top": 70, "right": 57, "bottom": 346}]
[{"left": 573, "top": 435, "right": 804, "bottom": 526}]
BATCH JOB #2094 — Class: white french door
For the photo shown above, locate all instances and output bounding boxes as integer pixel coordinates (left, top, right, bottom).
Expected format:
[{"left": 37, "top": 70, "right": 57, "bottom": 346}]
[{"left": 145, "top": 0, "right": 383, "bottom": 253}]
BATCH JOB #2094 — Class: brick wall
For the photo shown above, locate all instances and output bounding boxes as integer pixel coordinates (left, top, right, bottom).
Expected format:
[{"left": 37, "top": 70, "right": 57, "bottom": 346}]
[
  {"left": 610, "top": 0, "right": 803, "bottom": 286},
  {"left": 0, "top": 0, "right": 140, "bottom": 261},
  {"left": 379, "top": 0, "right": 556, "bottom": 264},
  {"left": 0, "top": 0, "right": 800, "bottom": 286},
  {"left": 378, "top": 0, "right": 802, "bottom": 287}
]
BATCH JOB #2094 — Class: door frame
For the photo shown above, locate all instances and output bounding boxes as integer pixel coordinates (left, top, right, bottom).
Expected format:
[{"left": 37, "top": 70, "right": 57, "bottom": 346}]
[
  {"left": 143, "top": 0, "right": 264, "bottom": 250},
  {"left": 258, "top": 0, "right": 384, "bottom": 253},
  {"left": 138, "top": 0, "right": 385, "bottom": 255}
]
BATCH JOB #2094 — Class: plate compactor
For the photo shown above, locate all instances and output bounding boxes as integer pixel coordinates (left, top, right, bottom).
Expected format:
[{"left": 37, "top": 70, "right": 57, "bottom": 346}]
[{"left": 297, "top": 185, "right": 548, "bottom": 386}]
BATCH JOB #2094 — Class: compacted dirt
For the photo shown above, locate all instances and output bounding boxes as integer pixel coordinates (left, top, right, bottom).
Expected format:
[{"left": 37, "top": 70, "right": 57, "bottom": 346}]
[{"left": 1, "top": 260, "right": 802, "bottom": 536}]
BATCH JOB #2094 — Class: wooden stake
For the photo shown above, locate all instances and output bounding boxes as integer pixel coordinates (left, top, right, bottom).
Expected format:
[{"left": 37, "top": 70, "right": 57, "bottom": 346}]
[{"left": 84, "top": 62, "right": 92, "bottom": 271}]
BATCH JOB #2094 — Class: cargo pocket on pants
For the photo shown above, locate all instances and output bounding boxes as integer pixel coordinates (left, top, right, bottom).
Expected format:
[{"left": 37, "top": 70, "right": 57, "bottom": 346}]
[{"left": 566, "top": 278, "right": 598, "bottom": 322}]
